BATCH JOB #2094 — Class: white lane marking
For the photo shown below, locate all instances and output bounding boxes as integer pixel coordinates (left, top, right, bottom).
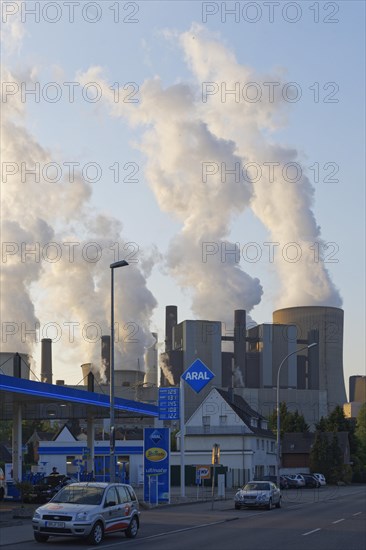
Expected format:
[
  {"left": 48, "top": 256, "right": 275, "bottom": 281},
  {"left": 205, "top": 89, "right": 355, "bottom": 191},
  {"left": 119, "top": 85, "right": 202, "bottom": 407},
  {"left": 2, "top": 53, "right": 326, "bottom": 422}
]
[
  {"left": 352, "top": 512, "right": 362, "bottom": 516},
  {"left": 91, "top": 517, "right": 240, "bottom": 549},
  {"left": 332, "top": 518, "right": 345, "bottom": 524},
  {"left": 302, "top": 528, "right": 321, "bottom": 536}
]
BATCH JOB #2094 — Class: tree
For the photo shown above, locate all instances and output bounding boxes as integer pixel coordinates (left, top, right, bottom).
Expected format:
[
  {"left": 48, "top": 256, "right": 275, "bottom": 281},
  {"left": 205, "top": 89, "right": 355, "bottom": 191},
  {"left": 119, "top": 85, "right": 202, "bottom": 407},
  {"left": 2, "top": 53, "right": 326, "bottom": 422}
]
[
  {"left": 268, "top": 403, "right": 309, "bottom": 437},
  {"left": 310, "top": 432, "right": 329, "bottom": 475},
  {"left": 355, "top": 403, "right": 366, "bottom": 461}
]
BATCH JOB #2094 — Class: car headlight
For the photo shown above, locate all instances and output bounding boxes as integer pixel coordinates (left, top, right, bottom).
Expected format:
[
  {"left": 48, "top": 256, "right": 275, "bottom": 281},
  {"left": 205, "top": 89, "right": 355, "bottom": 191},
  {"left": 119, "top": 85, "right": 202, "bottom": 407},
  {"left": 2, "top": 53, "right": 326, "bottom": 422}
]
[
  {"left": 33, "top": 511, "right": 41, "bottom": 519},
  {"left": 75, "top": 511, "right": 90, "bottom": 521}
]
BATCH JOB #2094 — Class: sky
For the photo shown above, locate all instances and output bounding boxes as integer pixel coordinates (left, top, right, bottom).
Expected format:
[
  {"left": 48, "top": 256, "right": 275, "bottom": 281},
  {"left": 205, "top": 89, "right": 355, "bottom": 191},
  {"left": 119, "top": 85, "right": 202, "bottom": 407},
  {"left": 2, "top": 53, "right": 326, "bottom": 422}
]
[{"left": 1, "top": 0, "right": 365, "bottom": 394}]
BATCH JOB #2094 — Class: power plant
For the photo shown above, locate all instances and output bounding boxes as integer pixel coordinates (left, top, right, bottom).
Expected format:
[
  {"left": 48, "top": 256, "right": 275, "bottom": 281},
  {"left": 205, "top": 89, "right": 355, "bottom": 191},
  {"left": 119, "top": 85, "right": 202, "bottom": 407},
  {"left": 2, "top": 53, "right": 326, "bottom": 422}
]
[
  {"left": 1, "top": 305, "right": 352, "bottom": 430},
  {"left": 160, "top": 305, "right": 348, "bottom": 427}
]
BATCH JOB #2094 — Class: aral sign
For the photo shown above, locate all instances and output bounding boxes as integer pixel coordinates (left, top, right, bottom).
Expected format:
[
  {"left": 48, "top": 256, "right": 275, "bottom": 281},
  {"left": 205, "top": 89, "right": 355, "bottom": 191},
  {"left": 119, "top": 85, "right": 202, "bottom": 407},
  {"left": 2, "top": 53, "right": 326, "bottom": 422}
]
[{"left": 181, "top": 359, "right": 215, "bottom": 393}]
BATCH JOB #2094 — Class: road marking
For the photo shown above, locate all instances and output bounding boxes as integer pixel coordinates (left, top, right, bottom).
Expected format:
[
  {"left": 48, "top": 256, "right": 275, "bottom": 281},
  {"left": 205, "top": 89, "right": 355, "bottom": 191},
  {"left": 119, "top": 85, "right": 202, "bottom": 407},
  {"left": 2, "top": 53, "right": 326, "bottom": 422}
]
[
  {"left": 302, "top": 528, "right": 321, "bottom": 536},
  {"left": 352, "top": 512, "right": 362, "bottom": 516},
  {"left": 332, "top": 518, "right": 345, "bottom": 524},
  {"left": 90, "top": 518, "right": 240, "bottom": 549}
]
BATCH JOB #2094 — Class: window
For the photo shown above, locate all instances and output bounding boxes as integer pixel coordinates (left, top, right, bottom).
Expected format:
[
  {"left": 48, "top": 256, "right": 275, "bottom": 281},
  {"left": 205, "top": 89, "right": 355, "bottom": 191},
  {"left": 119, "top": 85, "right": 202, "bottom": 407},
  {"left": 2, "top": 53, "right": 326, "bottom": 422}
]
[
  {"left": 261, "top": 440, "right": 264, "bottom": 450},
  {"left": 251, "top": 418, "right": 258, "bottom": 427},
  {"left": 105, "top": 487, "right": 118, "bottom": 506},
  {"left": 219, "top": 415, "right": 227, "bottom": 426},
  {"left": 116, "top": 485, "right": 129, "bottom": 503},
  {"left": 256, "top": 439, "right": 259, "bottom": 449},
  {"left": 202, "top": 416, "right": 210, "bottom": 426},
  {"left": 261, "top": 420, "right": 268, "bottom": 430}
]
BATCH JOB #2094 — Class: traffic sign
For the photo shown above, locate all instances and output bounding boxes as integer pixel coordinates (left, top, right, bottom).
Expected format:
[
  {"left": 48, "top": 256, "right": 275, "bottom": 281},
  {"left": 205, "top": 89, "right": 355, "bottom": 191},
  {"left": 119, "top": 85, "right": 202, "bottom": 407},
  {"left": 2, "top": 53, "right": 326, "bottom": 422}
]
[
  {"left": 158, "top": 387, "right": 180, "bottom": 420},
  {"left": 181, "top": 359, "right": 215, "bottom": 393}
]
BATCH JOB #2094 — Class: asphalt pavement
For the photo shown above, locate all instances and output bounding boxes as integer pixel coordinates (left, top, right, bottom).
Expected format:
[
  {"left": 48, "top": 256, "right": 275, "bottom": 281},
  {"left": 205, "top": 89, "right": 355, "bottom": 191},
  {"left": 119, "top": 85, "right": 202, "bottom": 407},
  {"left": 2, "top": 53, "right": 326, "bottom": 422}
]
[
  {"left": 0, "top": 485, "right": 363, "bottom": 547},
  {"left": 0, "top": 485, "right": 234, "bottom": 546}
]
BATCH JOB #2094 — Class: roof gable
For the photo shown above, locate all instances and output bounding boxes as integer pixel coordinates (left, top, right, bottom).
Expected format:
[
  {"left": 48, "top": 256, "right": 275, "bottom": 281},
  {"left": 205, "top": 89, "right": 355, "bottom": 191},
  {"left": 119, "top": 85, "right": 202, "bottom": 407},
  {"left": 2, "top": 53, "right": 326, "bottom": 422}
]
[
  {"left": 185, "top": 388, "right": 274, "bottom": 437},
  {"left": 53, "top": 424, "right": 78, "bottom": 442}
]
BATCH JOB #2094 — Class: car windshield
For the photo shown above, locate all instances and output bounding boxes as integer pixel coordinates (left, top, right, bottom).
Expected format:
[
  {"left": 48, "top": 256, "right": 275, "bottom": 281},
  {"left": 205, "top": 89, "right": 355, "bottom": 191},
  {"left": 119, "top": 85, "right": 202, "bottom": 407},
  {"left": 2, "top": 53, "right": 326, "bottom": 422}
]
[
  {"left": 52, "top": 486, "right": 104, "bottom": 505},
  {"left": 244, "top": 483, "right": 270, "bottom": 491}
]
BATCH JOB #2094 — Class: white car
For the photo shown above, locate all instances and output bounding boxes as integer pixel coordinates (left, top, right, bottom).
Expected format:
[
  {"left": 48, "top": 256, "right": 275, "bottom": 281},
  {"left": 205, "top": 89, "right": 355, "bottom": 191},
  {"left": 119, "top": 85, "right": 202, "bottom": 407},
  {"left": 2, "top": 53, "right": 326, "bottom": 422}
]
[
  {"left": 313, "top": 473, "right": 326, "bottom": 486},
  {"left": 32, "top": 482, "right": 140, "bottom": 545},
  {"left": 234, "top": 481, "right": 281, "bottom": 510},
  {"left": 287, "top": 474, "right": 306, "bottom": 487}
]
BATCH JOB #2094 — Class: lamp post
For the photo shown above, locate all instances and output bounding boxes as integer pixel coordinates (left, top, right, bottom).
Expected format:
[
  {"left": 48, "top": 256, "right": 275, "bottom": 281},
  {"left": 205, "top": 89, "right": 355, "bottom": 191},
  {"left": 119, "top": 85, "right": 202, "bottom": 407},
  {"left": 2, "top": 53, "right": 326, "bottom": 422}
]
[
  {"left": 276, "top": 342, "right": 317, "bottom": 488},
  {"left": 110, "top": 260, "right": 129, "bottom": 482}
]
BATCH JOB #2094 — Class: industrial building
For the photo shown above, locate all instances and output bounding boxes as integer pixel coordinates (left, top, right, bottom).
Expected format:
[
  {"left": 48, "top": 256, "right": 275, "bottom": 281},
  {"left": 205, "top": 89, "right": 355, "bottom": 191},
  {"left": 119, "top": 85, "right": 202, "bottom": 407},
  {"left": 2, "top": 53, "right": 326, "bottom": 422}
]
[{"left": 160, "top": 305, "right": 347, "bottom": 428}]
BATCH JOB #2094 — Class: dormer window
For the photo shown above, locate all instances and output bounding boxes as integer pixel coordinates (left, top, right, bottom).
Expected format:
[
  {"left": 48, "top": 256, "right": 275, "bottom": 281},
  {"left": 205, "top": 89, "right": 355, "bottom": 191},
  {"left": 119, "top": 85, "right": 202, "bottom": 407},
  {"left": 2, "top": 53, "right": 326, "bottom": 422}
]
[
  {"left": 261, "top": 420, "right": 268, "bottom": 430},
  {"left": 251, "top": 418, "right": 258, "bottom": 427}
]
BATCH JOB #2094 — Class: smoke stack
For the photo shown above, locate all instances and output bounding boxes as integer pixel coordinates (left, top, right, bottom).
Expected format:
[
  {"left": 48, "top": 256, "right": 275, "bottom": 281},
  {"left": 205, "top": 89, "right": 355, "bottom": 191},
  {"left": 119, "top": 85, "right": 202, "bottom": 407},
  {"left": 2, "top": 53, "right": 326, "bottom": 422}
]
[
  {"left": 101, "top": 335, "right": 111, "bottom": 383},
  {"left": 234, "top": 310, "right": 246, "bottom": 387},
  {"left": 144, "top": 332, "right": 158, "bottom": 386},
  {"left": 41, "top": 338, "right": 53, "bottom": 383},
  {"left": 13, "top": 353, "right": 21, "bottom": 377},
  {"left": 165, "top": 306, "right": 177, "bottom": 352}
]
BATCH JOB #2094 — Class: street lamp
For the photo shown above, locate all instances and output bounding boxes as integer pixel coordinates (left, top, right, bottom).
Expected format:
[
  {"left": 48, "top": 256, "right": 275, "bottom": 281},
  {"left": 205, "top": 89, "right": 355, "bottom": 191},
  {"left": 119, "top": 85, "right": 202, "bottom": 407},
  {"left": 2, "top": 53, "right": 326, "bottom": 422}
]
[
  {"left": 276, "top": 342, "right": 317, "bottom": 488},
  {"left": 110, "top": 260, "right": 129, "bottom": 482}
]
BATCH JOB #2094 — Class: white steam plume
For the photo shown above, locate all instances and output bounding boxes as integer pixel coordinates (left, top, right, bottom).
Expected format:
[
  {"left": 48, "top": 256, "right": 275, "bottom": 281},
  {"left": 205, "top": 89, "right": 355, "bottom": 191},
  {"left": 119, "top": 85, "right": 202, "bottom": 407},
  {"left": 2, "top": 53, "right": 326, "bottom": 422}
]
[
  {"left": 179, "top": 24, "right": 342, "bottom": 308},
  {"left": 1, "top": 66, "right": 157, "bottom": 382}
]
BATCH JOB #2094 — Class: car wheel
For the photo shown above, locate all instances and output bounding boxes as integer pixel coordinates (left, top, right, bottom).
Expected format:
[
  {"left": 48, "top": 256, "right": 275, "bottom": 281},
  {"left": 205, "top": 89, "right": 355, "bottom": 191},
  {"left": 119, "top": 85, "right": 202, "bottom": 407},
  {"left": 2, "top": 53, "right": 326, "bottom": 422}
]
[
  {"left": 125, "top": 516, "right": 139, "bottom": 538},
  {"left": 34, "top": 533, "right": 49, "bottom": 543},
  {"left": 275, "top": 498, "right": 281, "bottom": 509},
  {"left": 87, "top": 521, "right": 104, "bottom": 545},
  {"left": 267, "top": 498, "right": 272, "bottom": 510}
]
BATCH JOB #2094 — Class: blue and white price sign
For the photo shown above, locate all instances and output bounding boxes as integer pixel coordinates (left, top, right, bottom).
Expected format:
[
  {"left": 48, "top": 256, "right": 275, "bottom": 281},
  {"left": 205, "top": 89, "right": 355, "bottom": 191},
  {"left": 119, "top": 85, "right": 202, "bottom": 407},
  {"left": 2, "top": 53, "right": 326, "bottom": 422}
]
[{"left": 158, "top": 388, "right": 180, "bottom": 420}]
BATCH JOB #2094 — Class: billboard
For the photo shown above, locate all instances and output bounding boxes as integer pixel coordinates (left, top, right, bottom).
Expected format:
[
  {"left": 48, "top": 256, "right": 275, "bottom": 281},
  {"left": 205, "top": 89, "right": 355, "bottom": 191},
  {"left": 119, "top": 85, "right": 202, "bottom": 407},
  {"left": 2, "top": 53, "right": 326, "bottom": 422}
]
[{"left": 143, "top": 428, "right": 170, "bottom": 504}]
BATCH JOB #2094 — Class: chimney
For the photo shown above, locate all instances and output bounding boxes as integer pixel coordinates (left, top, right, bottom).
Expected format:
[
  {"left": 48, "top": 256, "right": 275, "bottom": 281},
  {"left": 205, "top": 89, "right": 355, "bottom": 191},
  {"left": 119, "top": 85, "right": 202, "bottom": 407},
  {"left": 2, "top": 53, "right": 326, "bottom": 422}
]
[
  {"left": 41, "top": 338, "right": 53, "bottom": 383},
  {"left": 13, "top": 353, "right": 21, "bottom": 377},
  {"left": 234, "top": 310, "right": 246, "bottom": 387},
  {"left": 101, "top": 335, "right": 111, "bottom": 383},
  {"left": 165, "top": 306, "right": 177, "bottom": 352}
]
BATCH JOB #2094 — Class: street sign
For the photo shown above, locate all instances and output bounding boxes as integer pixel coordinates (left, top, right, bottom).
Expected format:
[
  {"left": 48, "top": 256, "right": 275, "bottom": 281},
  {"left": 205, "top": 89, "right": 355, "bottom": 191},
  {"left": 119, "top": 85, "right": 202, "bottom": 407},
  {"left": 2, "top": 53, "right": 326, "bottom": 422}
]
[
  {"left": 181, "top": 359, "right": 215, "bottom": 393},
  {"left": 158, "top": 387, "right": 180, "bottom": 420},
  {"left": 196, "top": 465, "right": 211, "bottom": 480}
]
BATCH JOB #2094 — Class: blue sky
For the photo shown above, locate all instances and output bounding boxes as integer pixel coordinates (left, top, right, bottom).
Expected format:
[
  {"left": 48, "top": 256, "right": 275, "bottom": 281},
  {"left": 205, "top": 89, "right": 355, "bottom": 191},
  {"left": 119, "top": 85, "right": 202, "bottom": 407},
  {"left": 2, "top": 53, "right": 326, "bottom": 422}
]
[{"left": 1, "top": 1, "right": 365, "bottom": 392}]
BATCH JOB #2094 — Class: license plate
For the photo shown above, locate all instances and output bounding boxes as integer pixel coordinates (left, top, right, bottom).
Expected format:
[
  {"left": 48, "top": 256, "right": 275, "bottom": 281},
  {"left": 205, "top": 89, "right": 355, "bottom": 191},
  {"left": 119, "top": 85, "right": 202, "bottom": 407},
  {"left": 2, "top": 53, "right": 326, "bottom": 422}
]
[{"left": 45, "top": 521, "right": 65, "bottom": 528}]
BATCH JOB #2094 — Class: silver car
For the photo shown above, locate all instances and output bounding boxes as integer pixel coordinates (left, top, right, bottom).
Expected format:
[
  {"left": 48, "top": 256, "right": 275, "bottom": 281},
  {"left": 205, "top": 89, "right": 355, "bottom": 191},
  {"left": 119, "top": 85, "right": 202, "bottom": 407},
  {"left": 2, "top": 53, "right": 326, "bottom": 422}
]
[
  {"left": 32, "top": 482, "right": 140, "bottom": 545},
  {"left": 234, "top": 480, "right": 281, "bottom": 510}
]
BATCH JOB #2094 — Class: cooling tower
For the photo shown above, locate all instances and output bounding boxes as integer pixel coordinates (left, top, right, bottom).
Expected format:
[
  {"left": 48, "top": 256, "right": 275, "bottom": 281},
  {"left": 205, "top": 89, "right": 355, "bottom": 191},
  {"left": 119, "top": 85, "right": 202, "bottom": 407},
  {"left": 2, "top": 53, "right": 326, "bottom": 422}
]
[
  {"left": 81, "top": 363, "right": 102, "bottom": 386},
  {"left": 273, "top": 306, "right": 347, "bottom": 410},
  {"left": 114, "top": 369, "right": 144, "bottom": 387},
  {"left": 41, "top": 338, "right": 52, "bottom": 383},
  {"left": 0, "top": 352, "right": 31, "bottom": 378}
]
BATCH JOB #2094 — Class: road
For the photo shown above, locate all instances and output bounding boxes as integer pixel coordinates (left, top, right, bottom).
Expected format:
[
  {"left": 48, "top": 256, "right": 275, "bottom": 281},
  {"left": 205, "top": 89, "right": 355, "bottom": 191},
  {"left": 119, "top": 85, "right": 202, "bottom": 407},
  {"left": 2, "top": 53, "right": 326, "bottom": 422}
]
[{"left": 1, "top": 486, "right": 365, "bottom": 550}]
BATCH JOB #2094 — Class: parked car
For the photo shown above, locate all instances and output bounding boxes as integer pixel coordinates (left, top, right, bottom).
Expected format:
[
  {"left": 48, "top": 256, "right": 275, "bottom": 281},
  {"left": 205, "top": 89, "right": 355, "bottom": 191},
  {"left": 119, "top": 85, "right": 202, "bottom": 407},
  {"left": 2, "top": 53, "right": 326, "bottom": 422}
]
[
  {"left": 299, "top": 473, "right": 321, "bottom": 488},
  {"left": 32, "top": 482, "right": 140, "bottom": 545},
  {"left": 313, "top": 473, "right": 326, "bottom": 486},
  {"left": 286, "top": 474, "right": 306, "bottom": 487},
  {"left": 24, "top": 474, "right": 73, "bottom": 503},
  {"left": 260, "top": 475, "right": 289, "bottom": 490},
  {"left": 283, "top": 475, "right": 299, "bottom": 488},
  {"left": 0, "top": 467, "right": 6, "bottom": 501},
  {"left": 234, "top": 481, "right": 281, "bottom": 510}
]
